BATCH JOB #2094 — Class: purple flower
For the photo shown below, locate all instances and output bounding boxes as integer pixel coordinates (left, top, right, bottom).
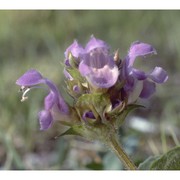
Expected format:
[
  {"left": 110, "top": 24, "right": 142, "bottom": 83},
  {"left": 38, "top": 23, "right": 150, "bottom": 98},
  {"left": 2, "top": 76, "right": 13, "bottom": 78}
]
[
  {"left": 16, "top": 69, "right": 69, "bottom": 130},
  {"left": 85, "top": 36, "right": 110, "bottom": 53},
  {"left": 121, "top": 41, "right": 168, "bottom": 102},
  {"left": 64, "top": 40, "right": 85, "bottom": 67},
  {"left": 79, "top": 36, "right": 119, "bottom": 88}
]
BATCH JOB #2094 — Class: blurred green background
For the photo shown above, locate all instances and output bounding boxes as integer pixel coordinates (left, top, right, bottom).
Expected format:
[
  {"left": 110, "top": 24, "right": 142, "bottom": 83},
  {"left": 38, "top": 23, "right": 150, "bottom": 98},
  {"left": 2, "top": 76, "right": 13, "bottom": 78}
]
[{"left": 0, "top": 10, "right": 179, "bottom": 170}]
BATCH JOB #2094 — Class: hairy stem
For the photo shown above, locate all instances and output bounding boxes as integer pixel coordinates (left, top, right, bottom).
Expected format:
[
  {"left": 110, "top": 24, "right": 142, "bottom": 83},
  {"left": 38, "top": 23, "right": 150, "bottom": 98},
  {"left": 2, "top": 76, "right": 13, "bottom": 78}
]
[{"left": 107, "top": 134, "right": 137, "bottom": 170}]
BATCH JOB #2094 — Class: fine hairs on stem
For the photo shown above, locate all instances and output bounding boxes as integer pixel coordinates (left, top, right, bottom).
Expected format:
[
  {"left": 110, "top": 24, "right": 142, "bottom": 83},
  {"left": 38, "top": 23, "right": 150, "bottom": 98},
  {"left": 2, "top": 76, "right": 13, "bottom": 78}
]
[{"left": 107, "top": 133, "right": 137, "bottom": 170}]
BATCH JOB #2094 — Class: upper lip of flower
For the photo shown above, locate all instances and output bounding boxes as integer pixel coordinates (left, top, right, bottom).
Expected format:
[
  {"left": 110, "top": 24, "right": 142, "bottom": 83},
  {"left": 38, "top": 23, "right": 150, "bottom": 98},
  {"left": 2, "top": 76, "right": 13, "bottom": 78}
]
[{"left": 85, "top": 35, "right": 110, "bottom": 53}]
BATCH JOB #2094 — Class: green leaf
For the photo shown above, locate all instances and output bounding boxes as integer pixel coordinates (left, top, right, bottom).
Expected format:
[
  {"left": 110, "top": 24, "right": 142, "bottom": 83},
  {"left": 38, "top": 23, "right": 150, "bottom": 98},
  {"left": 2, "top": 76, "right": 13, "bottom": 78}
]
[
  {"left": 56, "top": 125, "right": 83, "bottom": 137},
  {"left": 138, "top": 156, "right": 160, "bottom": 170},
  {"left": 150, "top": 146, "right": 180, "bottom": 170}
]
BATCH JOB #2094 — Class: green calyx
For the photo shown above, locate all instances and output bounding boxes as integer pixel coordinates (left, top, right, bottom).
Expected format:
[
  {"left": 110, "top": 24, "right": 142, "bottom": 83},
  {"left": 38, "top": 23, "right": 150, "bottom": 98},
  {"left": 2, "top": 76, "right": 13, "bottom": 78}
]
[{"left": 59, "top": 91, "right": 143, "bottom": 143}]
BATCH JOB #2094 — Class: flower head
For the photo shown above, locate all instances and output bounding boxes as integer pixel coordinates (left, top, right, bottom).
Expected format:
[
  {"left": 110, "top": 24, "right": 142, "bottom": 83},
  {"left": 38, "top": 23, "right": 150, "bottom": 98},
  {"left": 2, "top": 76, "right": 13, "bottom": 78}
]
[
  {"left": 16, "top": 36, "right": 168, "bottom": 140},
  {"left": 16, "top": 69, "right": 69, "bottom": 130}
]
